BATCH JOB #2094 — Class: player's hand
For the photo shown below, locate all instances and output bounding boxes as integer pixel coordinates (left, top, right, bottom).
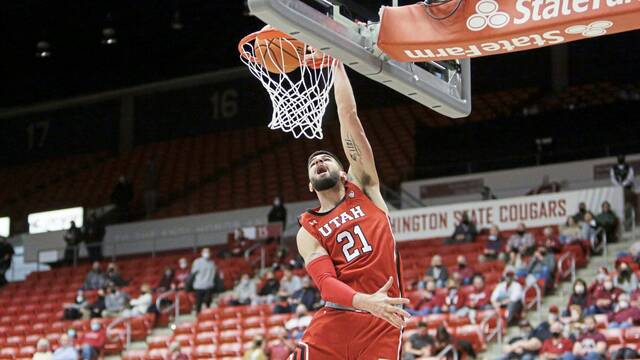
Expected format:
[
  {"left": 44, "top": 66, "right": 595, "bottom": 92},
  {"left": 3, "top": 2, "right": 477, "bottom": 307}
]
[{"left": 352, "top": 277, "right": 411, "bottom": 329}]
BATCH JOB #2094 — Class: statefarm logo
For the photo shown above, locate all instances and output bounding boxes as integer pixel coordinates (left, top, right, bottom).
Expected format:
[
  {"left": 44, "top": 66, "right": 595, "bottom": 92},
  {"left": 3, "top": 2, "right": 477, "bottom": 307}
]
[
  {"left": 565, "top": 20, "right": 613, "bottom": 36},
  {"left": 467, "top": 0, "right": 511, "bottom": 31}
]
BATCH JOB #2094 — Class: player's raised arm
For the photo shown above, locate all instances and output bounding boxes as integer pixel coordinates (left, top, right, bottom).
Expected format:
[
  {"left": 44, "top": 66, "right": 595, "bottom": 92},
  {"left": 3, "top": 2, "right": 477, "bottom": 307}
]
[
  {"left": 333, "top": 62, "right": 387, "bottom": 212},
  {"left": 297, "top": 227, "right": 410, "bottom": 328}
]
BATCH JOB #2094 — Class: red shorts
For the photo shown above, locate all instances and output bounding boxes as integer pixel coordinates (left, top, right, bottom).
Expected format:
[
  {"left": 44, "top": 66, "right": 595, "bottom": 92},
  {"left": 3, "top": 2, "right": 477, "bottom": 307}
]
[{"left": 289, "top": 308, "right": 402, "bottom": 360}]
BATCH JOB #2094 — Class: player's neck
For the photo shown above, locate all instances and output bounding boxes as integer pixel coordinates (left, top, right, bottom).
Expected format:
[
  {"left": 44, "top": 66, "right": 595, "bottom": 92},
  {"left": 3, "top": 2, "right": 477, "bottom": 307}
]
[{"left": 316, "top": 184, "right": 346, "bottom": 212}]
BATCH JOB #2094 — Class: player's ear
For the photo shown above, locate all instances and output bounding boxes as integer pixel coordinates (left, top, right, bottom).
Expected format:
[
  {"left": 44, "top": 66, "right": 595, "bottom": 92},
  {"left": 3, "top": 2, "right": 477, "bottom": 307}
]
[
  {"left": 308, "top": 181, "right": 314, "bottom": 193},
  {"left": 339, "top": 171, "right": 348, "bottom": 184}
]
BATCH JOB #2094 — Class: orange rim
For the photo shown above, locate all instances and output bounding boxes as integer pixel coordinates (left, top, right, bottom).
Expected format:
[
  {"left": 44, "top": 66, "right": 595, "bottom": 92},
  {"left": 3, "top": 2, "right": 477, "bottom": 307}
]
[{"left": 238, "top": 28, "right": 333, "bottom": 69}]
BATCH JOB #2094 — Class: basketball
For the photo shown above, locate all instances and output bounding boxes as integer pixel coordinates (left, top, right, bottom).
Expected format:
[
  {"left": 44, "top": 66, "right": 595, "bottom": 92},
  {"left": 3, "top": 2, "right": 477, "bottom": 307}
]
[{"left": 254, "top": 35, "right": 305, "bottom": 74}]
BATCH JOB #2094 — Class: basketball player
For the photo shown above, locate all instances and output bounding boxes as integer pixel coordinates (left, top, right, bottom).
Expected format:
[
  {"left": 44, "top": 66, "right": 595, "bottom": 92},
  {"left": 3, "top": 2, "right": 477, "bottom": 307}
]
[{"left": 291, "top": 62, "right": 410, "bottom": 360}]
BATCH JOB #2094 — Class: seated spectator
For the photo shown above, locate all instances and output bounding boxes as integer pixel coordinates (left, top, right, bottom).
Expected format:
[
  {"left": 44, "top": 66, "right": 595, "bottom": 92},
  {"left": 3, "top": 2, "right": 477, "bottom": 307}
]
[
  {"left": 174, "top": 258, "right": 190, "bottom": 289},
  {"left": 105, "top": 262, "right": 128, "bottom": 287},
  {"left": 291, "top": 276, "right": 320, "bottom": 311},
  {"left": 425, "top": 255, "right": 448, "bottom": 288},
  {"left": 83, "top": 262, "right": 107, "bottom": 290},
  {"left": 595, "top": 201, "right": 619, "bottom": 243},
  {"left": 87, "top": 288, "right": 106, "bottom": 318},
  {"left": 498, "top": 320, "right": 545, "bottom": 360},
  {"left": 560, "top": 217, "right": 583, "bottom": 245},
  {"left": 506, "top": 249, "right": 528, "bottom": 275},
  {"left": 451, "top": 255, "right": 475, "bottom": 285},
  {"left": 540, "top": 321, "right": 574, "bottom": 360},
  {"left": 442, "top": 279, "right": 467, "bottom": 314},
  {"left": 560, "top": 316, "right": 607, "bottom": 360},
  {"left": 229, "top": 228, "right": 253, "bottom": 258},
  {"left": 273, "top": 290, "right": 293, "bottom": 314},
  {"left": 541, "top": 227, "right": 563, "bottom": 254},
  {"left": 588, "top": 268, "right": 609, "bottom": 295},
  {"left": 156, "top": 267, "right": 175, "bottom": 292},
  {"left": 33, "top": 338, "right": 53, "bottom": 360},
  {"left": 607, "top": 293, "right": 640, "bottom": 329},
  {"left": 242, "top": 335, "right": 267, "bottom": 360},
  {"left": 63, "top": 290, "right": 89, "bottom": 320},
  {"left": 229, "top": 274, "right": 257, "bottom": 306},
  {"left": 103, "top": 286, "right": 129, "bottom": 317},
  {"left": 408, "top": 279, "right": 444, "bottom": 316},
  {"left": 614, "top": 261, "right": 638, "bottom": 294},
  {"left": 431, "top": 324, "right": 476, "bottom": 359},
  {"left": 122, "top": 284, "right": 152, "bottom": 317},
  {"left": 52, "top": 334, "right": 77, "bottom": 360},
  {"left": 464, "top": 275, "right": 492, "bottom": 323},
  {"left": 168, "top": 342, "right": 188, "bottom": 360},
  {"left": 445, "top": 212, "right": 477, "bottom": 244},
  {"left": 581, "top": 212, "right": 599, "bottom": 245},
  {"left": 285, "top": 304, "right": 313, "bottom": 340},
  {"left": 563, "top": 305, "right": 586, "bottom": 340},
  {"left": 525, "top": 246, "right": 556, "bottom": 290},
  {"left": 481, "top": 224, "right": 504, "bottom": 262},
  {"left": 566, "top": 279, "right": 589, "bottom": 315},
  {"left": 265, "top": 327, "right": 295, "bottom": 360},
  {"left": 79, "top": 320, "right": 107, "bottom": 360},
  {"left": 402, "top": 321, "right": 433, "bottom": 360},
  {"left": 573, "top": 203, "right": 588, "bottom": 224},
  {"left": 507, "top": 223, "right": 535, "bottom": 256},
  {"left": 258, "top": 270, "right": 280, "bottom": 299},
  {"left": 587, "top": 276, "right": 622, "bottom": 315},
  {"left": 279, "top": 268, "right": 302, "bottom": 296},
  {"left": 491, "top": 268, "right": 523, "bottom": 326}
]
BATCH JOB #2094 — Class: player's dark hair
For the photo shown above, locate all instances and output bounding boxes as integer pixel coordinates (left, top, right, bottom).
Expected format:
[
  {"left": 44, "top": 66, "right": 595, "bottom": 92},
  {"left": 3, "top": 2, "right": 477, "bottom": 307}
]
[{"left": 307, "top": 150, "right": 343, "bottom": 169}]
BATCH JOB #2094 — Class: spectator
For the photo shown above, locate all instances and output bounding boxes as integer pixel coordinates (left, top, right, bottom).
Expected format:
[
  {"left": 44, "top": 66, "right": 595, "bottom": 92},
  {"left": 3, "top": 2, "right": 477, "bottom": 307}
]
[
  {"left": 481, "top": 224, "right": 504, "bottom": 262},
  {"left": 541, "top": 226, "right": 563, "bottom": 254},
  {"left": 156, "top": 267, "right": 175, "bottom": 292},
  {"left": 191, "top": 248, "right": 216, "bottom": 313},
  {"left": 63, "top": 222, "right": 82, "bottom": 265},
  {"left": 573, "top": 203, "right": 588, "bottom": 224},
  {"left": 446, "top": 212, "right": 477, "bottom": 244},
  {"left": 273, "top": 290, "right": 293, "bottom": 314},
  {"left": 607, "top": 293, "right": 640, "bottom": 329},
  {"left": 451, "top": 255, "right": 475, "bottom": 285},
  {"left": 491, "top": 268, "right": 524, "bottom": 326},
  {"left": 614, "top": 261, "right": 638, "bottom": 294},
  {"left": 291, "top": 276, "right": 320, "bottom": 311},
  {"left": 431, "top": 324, "right": 476, "bottom": 359},
  {"left": 588, "top": 276, "right": 622, "bottom": 315},
  {"left": 33, "top": 338, "right": 53, "bottom": 360},
  {"left": 83, "top": 214, "right": 104, "bottom": 262},
  {"left": 103, "top": 286, "right": 129, "bottom": 317},
  {"left": 610, "top": 155, "right": 635, "bottom": 190},
  {"left": 230, "top": 273, "right": 257, "bottom": 306},
  {"left": 402, "top": 321, "right": 433, "bottom": 360},
  {"left": 408, "top": 279, "right": 444, "bottom": 316},
  {"left": 0, "top": 236, "right": 14, "bottom": 287},
  {"left": 425, "top": 255, "right": 448, "bottom": 288},
  {"left": 507, "top": 223, "right": 536, "bottom": 256},
  {"left": 465, "top": 275, "right": 492, "bottom": 323},
  {"left": 595, "top": 201, "right": 619, "bottom": 243},
  {"left": 267, "top": 196, "right": 287, "bottom": 230},
  {"left": 63, "top": 290, "right": 89, "bottom": 320},
  {"left": 279, "top": 268, "right": 302, "bottom": 296},
  {"left": 110, "top": 175, "right": 134, "bottom": 222},
  {"left": 122, "top": 283, "right": 152, "bottom": 317},
  {"left": 174, "top": 258, "right": 190, "bottom": 290},
  {"left": 258, "top": 270, "right": 280, "bottom": 299},
  {"left": 265, "top": 327, "right": 295, "bottom": 360},
  {"left": 540, "top": 322, "right": 573, "bottom": 360},
  {"left": 563, "top": 305, "right": 586, "bottom": 340},
  {"left": 242, "top": 336, "right": 267, "bottom": 360},
  {"left": 285, "top": 304, "right": 313, "bottom": 340},
  {"left": 581, "top": 212, "right": 599, "bottom": 246},
  {"left": 481, "top": 185, "right": 497, "bottom": 200},
  {"left": 229, "top": 228, "right": 251, "bottom": 258},
  {"left": 87, "top": 288, "right": 106, "bottom": 318},
  {"left": 105, "top": 262, "right": 128, "bottom": 287},
  {"left": 167, "top": 342, "right": 188, "bottom": 360},
  {"left": 589, "top": 267, "right": 610, "bottom": 295},
  {"left": 506, "top": 249, "right": 528, "bottom": 275},
  {"left": 526, "top": 246, "right": 556, "bottom": 290},
  {"left": 52, "top": 334, "right": 77, "bottom": 360},
  {"left": 566, "top": 279, "right": 589, "bottom": 315},
  {"left": 83, "top": 262, "right": 107, "bottom": 290},
  {"left": 498, "top": 320, "right": 545, "bottom": 360},
  {"left": 78, "top": 320, "right": 107, "bottom": 360},
  {"left": 560, "top": 217, "right": 583, "bottom": 245},
  {"left": 560, "top": 316, "right": 607, "bottom": 360},
  {"left": 442, "top": 279, "right": 467, "bottom": 314}
]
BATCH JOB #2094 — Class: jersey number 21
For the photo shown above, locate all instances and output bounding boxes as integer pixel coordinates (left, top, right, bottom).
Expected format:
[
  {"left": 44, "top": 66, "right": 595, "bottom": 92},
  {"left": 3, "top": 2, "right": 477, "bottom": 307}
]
[{"left": 336, "top": 225, "right": 372, "bottom": 262}]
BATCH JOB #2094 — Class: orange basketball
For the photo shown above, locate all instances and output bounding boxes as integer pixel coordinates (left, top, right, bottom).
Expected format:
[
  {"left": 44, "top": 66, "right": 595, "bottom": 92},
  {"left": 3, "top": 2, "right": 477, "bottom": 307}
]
[{"left": 254, "top": 35, "right": 305, "bottom": 74}]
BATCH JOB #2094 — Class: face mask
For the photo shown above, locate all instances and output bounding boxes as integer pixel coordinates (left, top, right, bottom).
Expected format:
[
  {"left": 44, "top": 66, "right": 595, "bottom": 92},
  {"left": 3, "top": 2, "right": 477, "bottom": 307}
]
[
  {"left": 517, "top": 230, "right": 525, "bottom": 236},
  {"left": 548, "top": 314, "right": 558, "bottom": 323},
  {"left": 597, "top": 273, "right": 607, "bottom": 281},
  {"left": 179, "top": 262, "right": 187, "bottom": 269},
  {"left": 604, "top": 282, "right": 613, "bottom": 291},
  {"left": 489, "top": 235, "right": 497, "bottom": 241},
  {"left": 67, "top": 329, "right": 76, "bottom": 338},
  {"left": 91, "top": 323, "right": 101, "bottom": 332},
  {"left": 458, "top": 263, "right": 466, "bottom": 268},
  {"left": 619, "top": 301, "right": 630, "bottom": 309},
  {"left": 202, "top": 252, "right": 210, "bottom": 259},
  {"left": 76, "top": 296, "right": 84, "bottom": 303},
  {"left": 552, "top": 332, "right": 561, "bottom": 338},
  {"left": 575, "top": 285, "right": 585, "bottom": 294}
]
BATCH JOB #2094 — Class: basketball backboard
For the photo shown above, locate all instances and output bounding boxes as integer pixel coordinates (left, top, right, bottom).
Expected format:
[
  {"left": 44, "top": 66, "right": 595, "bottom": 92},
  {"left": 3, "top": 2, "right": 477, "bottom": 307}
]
[{"left": 246, "top": 0, "right": 472, "bottom": 118}]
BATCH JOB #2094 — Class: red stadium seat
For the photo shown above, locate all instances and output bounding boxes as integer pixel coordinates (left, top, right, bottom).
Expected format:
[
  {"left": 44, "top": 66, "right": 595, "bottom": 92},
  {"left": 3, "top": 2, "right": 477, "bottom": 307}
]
[
  {"left": 147, "top": 348, "right": 169, "bottom": 360},
  {"left": 171, "top": 334, "right": 193, "bottom": 347},
  {"left": 121, "top": 349, "right": 147, "bottom": 360},
  {"left": 195, "top": 331, "right": 217, "bottom": 345},
  {"left": 601, "top": 328, "right": 624, "bottom": 345},
  {"left": 194, "top": 344, "right": 217, "bottom": 359}
]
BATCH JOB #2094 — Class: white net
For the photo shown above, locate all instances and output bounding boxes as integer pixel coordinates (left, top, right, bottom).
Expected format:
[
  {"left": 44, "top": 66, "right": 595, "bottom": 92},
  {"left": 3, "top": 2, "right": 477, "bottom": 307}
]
[{"left": 240, "top": 35, "right": 337, "bottom": 139}]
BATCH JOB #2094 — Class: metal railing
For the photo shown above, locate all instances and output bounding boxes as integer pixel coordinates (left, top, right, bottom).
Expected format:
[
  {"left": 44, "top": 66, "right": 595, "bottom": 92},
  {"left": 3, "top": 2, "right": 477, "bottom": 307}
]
[
  {"left": 155, "top": 290, "right": 181, "bottom": 324},
  {"left": 480, "top": 311, "right": 503, "bottom": 345},
  {"left": 557, "top": 252, "right": 576, "bottom": 285},
  {"left": 106, "top": 316, "right": 132, "bottom": 349},
  {"left": 435, "top": 344, "right": 459, "bottom": 360},
  {"left": 244, "top": 243, "right": 267, "bottom": 271},
  {"left": 522, "top": 281, "right": 542, "bottom": 323}
]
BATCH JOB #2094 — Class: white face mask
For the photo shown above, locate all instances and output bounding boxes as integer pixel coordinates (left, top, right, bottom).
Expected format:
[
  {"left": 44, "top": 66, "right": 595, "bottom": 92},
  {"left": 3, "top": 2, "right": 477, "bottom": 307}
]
[
  {"left": 619, "top": 301, "right": 630, "bottom": 309},
  {"left": 202, "top": 252, "right": 210, "bottom": 259},
  {"left": 604, "top": 282, "right": 613, "bottom": 291},
  {"left": 179, "top": 262, "right": 187, "bottom": 269},
  {"left": 548, "top": 314, "right": 558, "bottom": 323},
  {"left": 489, "top": 235, "right": 497, "bottom": 241},
  {"left": 575, "top": 285, "right": 585, "bottom": 294}
]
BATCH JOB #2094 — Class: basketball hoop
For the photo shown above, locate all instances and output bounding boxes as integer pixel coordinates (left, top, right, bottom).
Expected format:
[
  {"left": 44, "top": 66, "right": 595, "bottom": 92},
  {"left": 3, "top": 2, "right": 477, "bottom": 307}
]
[{"left": 238, "top": 27, "right": 337, "bottom": 139}]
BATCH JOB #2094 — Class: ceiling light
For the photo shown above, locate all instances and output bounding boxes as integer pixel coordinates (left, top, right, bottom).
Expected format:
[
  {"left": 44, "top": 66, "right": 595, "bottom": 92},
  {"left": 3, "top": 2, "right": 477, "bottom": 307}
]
[{"left": 36, "top": 41, "right": 52, "bottom": 58}]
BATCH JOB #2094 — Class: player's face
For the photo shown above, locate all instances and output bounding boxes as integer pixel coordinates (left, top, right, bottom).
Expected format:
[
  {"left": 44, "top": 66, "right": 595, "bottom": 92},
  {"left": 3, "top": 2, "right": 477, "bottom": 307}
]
[{"left": 308, "top": 154, "right": 343, "bottom": 191}]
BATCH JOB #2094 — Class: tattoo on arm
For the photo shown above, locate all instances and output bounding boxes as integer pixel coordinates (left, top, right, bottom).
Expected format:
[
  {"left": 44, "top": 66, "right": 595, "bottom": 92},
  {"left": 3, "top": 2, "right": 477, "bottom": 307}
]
[{"left": 344, "top": 133, "right": 362, "bottom": 162}]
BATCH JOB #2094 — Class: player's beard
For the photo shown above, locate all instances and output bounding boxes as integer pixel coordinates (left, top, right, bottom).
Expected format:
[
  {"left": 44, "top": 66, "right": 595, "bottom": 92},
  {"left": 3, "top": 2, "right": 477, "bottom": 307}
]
[{"left": 311, "top": 170, "right": 340, "bottom": 191}]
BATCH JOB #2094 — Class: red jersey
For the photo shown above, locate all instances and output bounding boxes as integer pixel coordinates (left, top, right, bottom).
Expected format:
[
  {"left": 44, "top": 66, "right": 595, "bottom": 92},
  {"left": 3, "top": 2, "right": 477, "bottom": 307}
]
[{"left": 299, "top": 181, "right": 402, "bottom": 298}]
